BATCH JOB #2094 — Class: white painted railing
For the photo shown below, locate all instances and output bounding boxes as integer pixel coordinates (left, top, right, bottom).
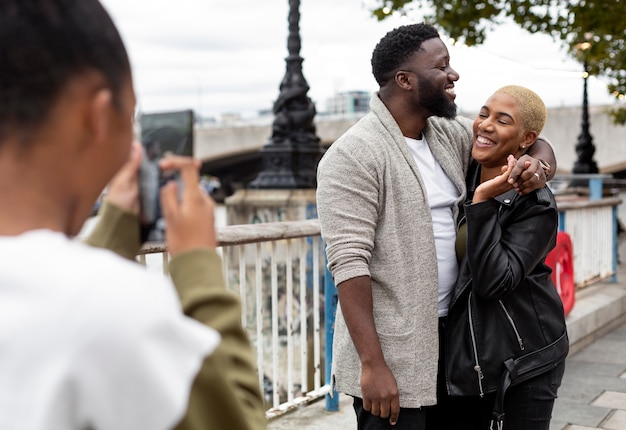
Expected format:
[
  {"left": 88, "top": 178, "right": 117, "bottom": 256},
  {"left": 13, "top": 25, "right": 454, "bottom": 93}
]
[
  {"left": 137, "top": 220, "right": 333, "bottom": 421},
  {"left": 556, "top": 197, "right": 620, "bottom": 287},
  {"left": 550, "top": 174, "right": 623, "bottom": 287}
]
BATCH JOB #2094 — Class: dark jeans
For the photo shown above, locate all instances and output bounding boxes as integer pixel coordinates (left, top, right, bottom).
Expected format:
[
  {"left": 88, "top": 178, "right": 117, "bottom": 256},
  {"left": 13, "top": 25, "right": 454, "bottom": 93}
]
[
  {"left": 352, "top": 396, "right": 429, "bottom": 430},
  {"left": 432, "top": 318, "right": 566, "bottom": 430}
]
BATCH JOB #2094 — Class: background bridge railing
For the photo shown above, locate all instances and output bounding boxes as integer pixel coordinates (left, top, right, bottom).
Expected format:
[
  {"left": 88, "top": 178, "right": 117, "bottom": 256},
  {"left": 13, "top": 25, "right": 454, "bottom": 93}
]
[
  {"left": 555, "top": 196, "right": 621, "bottom": 286},
  {"left": 550, "top": 174, "right": 623, "bottom": 287}
]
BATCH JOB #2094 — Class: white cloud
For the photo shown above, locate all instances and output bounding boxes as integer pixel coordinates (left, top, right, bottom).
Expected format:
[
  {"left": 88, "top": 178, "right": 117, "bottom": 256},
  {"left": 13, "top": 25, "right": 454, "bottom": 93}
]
[{"left": 100, "top": 0, "right": 616, "bottom": 120}]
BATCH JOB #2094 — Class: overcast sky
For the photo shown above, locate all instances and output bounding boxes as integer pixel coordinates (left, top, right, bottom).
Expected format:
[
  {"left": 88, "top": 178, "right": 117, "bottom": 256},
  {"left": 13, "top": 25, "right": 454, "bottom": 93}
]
[{"left": 99, "top": 0, "right": 616, "bottom": 120}]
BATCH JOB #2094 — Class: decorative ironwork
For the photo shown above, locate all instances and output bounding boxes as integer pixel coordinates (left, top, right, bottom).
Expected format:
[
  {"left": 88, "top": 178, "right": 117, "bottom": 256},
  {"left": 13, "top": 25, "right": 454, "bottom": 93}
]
[
  {"left": 573, "top": 61, "right": 599, "bottom": 175},
  {"left": 249, "top": 0, "right": 324, "bottom": 189}
]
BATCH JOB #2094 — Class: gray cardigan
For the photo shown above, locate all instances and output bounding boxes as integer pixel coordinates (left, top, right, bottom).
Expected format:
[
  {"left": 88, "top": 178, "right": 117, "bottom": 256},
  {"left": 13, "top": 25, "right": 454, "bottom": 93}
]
[{"left": 316, "top": 93, "right": 472, "bottom": 408}]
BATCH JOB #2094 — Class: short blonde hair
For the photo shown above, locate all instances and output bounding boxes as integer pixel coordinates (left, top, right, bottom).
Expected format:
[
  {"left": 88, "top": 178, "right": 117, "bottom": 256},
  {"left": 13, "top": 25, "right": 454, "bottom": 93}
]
[{"left": 496, "top": 85, "right": 547, "bottom": 135}]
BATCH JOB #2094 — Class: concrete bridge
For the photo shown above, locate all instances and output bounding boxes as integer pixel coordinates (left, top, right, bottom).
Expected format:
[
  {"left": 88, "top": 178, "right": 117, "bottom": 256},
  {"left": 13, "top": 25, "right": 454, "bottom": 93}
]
[
  {"left": 194, "top": 105, "right": 626, "bottom": 198},
  {"left": 194, "top": 114, "right": 358, "bottom": 197}
]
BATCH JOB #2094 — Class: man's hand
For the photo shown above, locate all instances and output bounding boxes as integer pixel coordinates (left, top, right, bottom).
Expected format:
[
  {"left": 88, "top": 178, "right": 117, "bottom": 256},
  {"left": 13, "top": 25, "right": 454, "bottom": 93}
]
[
  {"left": 507, "top": 154, "right": 547, "bottom": 195},
  {"left": 361, "top": 362, "right": 400, "bottom": 426},
  {"left": 103, "top": 141, "right": 142, "bottom": 213},
  {"left": 159, "top": 155, "right": 217, "bottom": 256}
]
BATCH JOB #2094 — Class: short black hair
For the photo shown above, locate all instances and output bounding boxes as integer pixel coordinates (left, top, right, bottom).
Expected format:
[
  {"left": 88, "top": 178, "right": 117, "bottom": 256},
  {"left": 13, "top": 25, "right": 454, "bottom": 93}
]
[
  {"left": 0, "top": 0, "right": 131, "bottom": 143},
  {"left": 371, "top": 23, "right": 440, "bottom": 86}
]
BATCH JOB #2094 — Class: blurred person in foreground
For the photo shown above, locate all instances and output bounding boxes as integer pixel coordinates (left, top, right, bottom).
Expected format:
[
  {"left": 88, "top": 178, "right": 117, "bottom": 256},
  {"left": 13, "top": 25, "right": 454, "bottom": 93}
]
[
  {"left": 440, "top": 85, "right": 568, "bottom": 430},
  {"left": 316, "top": 23, "right": 556, "bottom": 429},
  {"left": 0, "top": 1, "right": 266, "bottom": 429}
]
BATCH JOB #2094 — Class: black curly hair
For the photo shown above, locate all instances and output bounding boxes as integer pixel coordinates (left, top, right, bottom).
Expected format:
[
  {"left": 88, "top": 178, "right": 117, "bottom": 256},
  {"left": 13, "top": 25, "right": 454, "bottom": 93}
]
[
  {"left": 371, "top": 23, "right": 440, "bottom": 86},
  {"left": 0, "top": 0, "right": 131, "bottom": 144}
]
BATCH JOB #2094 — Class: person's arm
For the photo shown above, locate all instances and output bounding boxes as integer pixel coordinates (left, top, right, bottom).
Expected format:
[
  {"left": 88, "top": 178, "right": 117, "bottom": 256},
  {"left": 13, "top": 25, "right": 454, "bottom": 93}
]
[
  {"left": 465, "top": 181, "right": 558, "bottom": 301},
  {"left": 84, "top": 141, "right": 142, "bottom": 258},
  {"left": 160, "top": 156, "right": 266, "bottom": 430},
  {"left": 336, "top": 276, "right": 400, "bottom": 425},
  {"left": 88, "top": 147, "right": 266, "bottom": 429},
  {"left": 83, "top": 200, "right": 142, "bottom": 259},
  {"left": 473, "top": 155, "right": 516, "bottom": 204},
  {"left": 508, "top": 136, "right": 557, "bottom": 194},
  {"left": 169, "top": 249, "right": 266, "bottom": 430},
  {"left": 528, "top": 136, "right": 557, "bottom": 180},
  {"left": 316, "top": 143, "right": 399, "bottom": 425}
]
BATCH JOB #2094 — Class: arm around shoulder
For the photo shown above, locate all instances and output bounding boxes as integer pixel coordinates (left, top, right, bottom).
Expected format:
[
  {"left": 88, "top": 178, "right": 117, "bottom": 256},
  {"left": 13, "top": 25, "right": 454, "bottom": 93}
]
[{"left": 528, "top": 136, "right": 557, "bottom": 181}]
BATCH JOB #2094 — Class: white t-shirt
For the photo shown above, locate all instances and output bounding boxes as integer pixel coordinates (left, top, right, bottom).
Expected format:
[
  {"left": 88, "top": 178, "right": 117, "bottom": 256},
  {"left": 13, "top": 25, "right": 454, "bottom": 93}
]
[
  {"left": 0, "top": 230, "right": 220, "bottom": 430},
  {"left": 406, "top": 135, "right": 460, "bottom": 317}
]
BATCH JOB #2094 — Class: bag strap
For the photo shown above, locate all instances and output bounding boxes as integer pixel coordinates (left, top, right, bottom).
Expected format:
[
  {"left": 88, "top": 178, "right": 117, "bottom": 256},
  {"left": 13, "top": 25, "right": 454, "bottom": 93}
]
[
  {"left": 489, "top": 331, "right": 568, "bottom": 428},
  {"left": 490, "top": 370, "right": 511, "bottom": 430}
]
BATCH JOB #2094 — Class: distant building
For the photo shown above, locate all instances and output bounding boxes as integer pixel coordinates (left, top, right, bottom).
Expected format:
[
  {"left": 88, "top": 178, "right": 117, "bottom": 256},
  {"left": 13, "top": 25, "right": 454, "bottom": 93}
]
[
  {"left": 257, "top": 108, "right": 273, "bottom": 117},
  {"left": 220, "top": 112, "right": 243, "bottom": 125},
  {"left": 195, "top": 116, "right": 216, "bottom": 126},
  {"left": 325, "top": 91, "right": 371, "bottom": 115}
]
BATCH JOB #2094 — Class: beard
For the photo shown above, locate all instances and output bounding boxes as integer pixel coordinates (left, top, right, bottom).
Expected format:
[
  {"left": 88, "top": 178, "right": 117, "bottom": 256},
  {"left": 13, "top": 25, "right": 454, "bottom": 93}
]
[{"left": 418, "top": 76, "right": 457, "bottom": 119}]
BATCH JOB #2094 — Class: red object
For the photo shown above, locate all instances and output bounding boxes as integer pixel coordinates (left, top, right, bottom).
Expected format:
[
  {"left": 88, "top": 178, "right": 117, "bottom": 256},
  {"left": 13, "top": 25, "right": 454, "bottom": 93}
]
[{"left": 545, "top": 232, "right": 575, "bottom": 316}]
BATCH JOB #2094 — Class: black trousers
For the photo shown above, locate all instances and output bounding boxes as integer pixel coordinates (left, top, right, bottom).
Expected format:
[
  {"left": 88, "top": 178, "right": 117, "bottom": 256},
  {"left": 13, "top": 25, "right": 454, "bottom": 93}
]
[
  {"left": 433, "top": 317, "right": 566, "bottom": 430},
  {"left": 352, "top": 396, "right": 429, "bottom": 430}
]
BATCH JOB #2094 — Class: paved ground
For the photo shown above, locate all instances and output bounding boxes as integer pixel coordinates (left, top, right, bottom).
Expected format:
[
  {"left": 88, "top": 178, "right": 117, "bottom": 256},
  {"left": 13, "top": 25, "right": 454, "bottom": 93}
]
[
  {"left": 551, "top": 320, "right": 626, "bottom": 430},
  {"left": 267, "top": 317, "right": 626, "bottom": 430},
  {"left": 268, "top": 239, "right": 626, "bottom": 429}
]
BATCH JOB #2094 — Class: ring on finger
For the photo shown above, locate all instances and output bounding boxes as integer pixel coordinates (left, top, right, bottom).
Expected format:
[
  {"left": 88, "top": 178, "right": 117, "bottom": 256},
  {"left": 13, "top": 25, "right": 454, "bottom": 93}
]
[{"left": 534, "top": 172, "right": 540, "bottom": 180}]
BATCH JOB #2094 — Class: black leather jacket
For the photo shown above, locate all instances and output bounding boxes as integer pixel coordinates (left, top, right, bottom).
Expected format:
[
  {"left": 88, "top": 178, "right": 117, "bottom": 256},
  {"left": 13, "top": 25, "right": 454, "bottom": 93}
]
[{"left": 445, "top": 162, "right": 568, "bottom": 398}]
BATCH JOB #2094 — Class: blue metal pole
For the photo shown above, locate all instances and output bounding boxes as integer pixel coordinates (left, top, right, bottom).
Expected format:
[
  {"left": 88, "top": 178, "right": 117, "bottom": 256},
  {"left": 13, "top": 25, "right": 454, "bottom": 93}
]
[
  {"left": 558, "top": 211, "right": 566, "bottom": 232},
  {"left": 588, "top": 177, "right": 603, "bottom": 200},
  {"left": 324, "top": 253, "right": 339, "bottom": 411}
]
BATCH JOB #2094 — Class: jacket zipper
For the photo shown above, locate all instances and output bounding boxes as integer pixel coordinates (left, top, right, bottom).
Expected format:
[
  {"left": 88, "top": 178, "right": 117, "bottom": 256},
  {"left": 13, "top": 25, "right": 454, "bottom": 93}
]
[
  {"left": 499, "top": 301, "right": 525, "bottom": 351},
  {"left": 467, "top": 292, "right": 485, "bottom": 397}
]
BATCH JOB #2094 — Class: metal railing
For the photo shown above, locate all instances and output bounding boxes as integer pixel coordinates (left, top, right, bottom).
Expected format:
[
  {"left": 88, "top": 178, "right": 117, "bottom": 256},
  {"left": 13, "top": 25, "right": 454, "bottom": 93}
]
[
  {"left": 556, "top": 197, "right": 620, "bottom": 286},
  {"left": 550, "top": 174, "right": 623, "bottom": 286},
  {"left": 136, "top": 219, "right": 336, "bottom": 421},
  {"left": 134, "top": 183, "right": 622, "bottom": 422}
]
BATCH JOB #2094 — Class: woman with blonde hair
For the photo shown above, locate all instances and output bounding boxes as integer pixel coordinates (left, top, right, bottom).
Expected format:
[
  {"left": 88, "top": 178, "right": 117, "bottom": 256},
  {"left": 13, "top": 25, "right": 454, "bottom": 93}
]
[{"left": 439, "top": 85, "right": 568, "bottom": 429}]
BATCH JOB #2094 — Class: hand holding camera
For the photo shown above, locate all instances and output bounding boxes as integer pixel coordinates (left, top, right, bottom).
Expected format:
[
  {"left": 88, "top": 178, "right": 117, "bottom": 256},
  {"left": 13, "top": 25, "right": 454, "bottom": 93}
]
[
  {"left": 158, "top": 154, "right": 217, "bottom": 255},
  {"left": 107, "top": 143, "right": 217, "bottom": 255},
  {"left": 104, "top": 141, "right": 142, "bottom": 215}
]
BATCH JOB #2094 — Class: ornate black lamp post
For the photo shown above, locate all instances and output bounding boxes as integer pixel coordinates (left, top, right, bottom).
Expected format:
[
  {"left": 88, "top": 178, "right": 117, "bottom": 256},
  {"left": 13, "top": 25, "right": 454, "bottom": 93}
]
[
  {"left": 249, "top": 0, "right": 324, "bottom": 189},
  {"left": 572, "top": 40, "right": 599, "bottom": 175}
]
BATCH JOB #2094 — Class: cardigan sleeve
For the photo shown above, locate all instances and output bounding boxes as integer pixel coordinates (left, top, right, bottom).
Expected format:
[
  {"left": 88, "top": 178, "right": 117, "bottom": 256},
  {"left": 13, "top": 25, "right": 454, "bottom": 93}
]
[{"left": 316, "top": 136, "right": 380, "bottom": 285}]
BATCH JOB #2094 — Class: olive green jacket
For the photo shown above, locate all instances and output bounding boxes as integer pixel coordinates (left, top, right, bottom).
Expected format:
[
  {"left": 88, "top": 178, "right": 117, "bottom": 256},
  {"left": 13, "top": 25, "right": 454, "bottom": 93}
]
[{"left": 85, "top": 202, "right": 267, "bottom": 430}]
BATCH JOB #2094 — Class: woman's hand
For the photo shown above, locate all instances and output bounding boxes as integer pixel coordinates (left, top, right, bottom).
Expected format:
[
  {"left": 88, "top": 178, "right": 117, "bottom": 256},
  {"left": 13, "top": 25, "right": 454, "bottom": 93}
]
[
  {"left": 473, "top": 155, "right": 516, "bottom": 204},
  {"left": 508, "top": 154, "right": 547, "bottom": 195},
  {"left": 159, "top": 155, "right": 217, "bottom": 256},
  {"left": 103, "top": 141, "right": 142, "bottom": 214}
]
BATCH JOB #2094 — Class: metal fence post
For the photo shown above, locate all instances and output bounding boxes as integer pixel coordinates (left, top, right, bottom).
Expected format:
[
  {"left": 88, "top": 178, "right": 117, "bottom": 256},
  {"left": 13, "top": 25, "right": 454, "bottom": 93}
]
[
  {"left": 589, "top": 177, "right": 603, "bottom": 200},
  {"left": 558, "top": 211, "right": 566, "bottom": 232},
  {"left": 324, "top": 252, "right": 339, "bottom": 411}
]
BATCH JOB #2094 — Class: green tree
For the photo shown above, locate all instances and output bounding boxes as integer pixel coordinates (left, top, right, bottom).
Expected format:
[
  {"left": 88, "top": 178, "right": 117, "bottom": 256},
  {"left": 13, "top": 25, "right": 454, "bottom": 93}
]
[{"left": 370, "top": 0, "right": 626, "bottom": 123}]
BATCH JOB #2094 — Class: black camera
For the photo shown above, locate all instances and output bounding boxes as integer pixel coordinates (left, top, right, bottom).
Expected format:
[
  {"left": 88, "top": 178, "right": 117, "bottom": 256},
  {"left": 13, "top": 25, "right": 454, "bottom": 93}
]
[
  {"left": 139, "top": 139, "right": 164, "bottom": 242},
  {"left": 137, "top": 109, "right": 194, "bottom": 242}
]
